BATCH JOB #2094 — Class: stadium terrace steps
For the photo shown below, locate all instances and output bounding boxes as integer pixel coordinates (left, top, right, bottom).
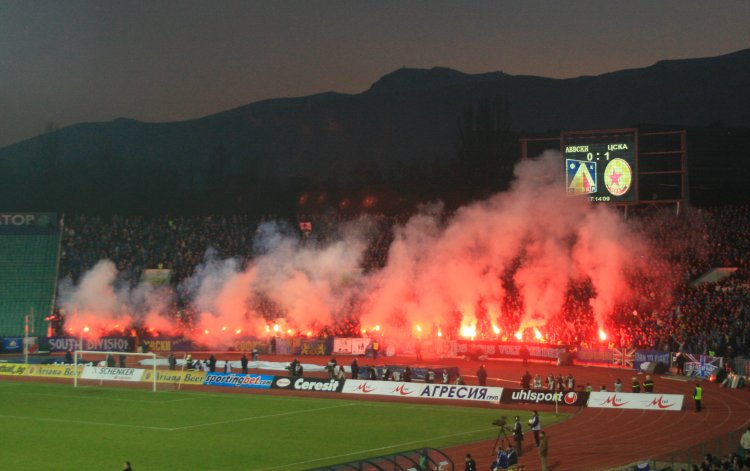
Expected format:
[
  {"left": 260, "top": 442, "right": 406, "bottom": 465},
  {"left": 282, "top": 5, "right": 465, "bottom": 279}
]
[{"left": 0, "top": 235, "right": 59, "bottom": 336}]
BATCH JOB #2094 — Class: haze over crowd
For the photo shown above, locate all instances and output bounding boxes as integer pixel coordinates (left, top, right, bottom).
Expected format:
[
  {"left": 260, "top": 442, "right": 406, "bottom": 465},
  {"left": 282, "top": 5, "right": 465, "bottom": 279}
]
[{"left": 58, "top": 151, "right": 672, "bottom": 347}]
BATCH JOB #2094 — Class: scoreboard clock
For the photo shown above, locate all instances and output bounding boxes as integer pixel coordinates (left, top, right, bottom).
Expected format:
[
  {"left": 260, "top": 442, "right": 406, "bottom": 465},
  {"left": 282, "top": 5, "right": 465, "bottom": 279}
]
[{"left": 564, "top": 141, "right": 635, "bottom": 202}]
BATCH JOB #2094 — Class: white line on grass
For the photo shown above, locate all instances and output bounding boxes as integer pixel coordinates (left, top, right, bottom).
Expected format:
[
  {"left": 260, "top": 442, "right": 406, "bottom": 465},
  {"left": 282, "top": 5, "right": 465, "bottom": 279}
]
[
  {"left": 257, "top": 426, "right": 497, "bottom": 470},
  {"left": 0, "top": 389, "right": 197, "bottom": 404},
  {"left": 169, "top": 403, "right": 357, "bottom": 431},
  {"left": 0, "top": 414, "right": 172, "bottom": 431}
]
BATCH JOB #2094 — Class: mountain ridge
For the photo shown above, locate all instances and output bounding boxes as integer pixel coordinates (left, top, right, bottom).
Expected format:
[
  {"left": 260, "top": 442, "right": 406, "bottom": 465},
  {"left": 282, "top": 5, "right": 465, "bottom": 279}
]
[{"left": 1, "top": 49, "right": 749, "bottom": 211}]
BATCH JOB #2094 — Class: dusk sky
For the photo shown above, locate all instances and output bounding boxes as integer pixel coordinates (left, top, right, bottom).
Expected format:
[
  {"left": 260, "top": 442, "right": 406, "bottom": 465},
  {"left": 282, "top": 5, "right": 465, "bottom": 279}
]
[{"left": 1, "top": 0, "right": 749, "bottom": 148}]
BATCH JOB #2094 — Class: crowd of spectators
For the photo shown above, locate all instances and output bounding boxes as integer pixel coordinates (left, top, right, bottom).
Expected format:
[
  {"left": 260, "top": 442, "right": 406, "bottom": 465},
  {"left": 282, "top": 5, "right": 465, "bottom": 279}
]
[
  {"left": 60, "top": 214, "right": 259, "bottom": 284},
  {"left": 57, "top": 204, "right": 750, "bottom": 356}
]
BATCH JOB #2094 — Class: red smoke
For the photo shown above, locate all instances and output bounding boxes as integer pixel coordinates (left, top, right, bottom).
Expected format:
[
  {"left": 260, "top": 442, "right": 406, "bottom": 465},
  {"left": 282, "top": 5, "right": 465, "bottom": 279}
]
[{"left": 58, "top": 152, "right": 675, "bottom": 348}]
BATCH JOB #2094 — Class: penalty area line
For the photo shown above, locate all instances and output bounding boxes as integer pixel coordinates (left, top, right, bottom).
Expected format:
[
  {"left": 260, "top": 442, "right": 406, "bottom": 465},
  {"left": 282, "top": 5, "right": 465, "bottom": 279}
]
[{"left": 257, "top": 426, "right": 497, "bottom": 470}]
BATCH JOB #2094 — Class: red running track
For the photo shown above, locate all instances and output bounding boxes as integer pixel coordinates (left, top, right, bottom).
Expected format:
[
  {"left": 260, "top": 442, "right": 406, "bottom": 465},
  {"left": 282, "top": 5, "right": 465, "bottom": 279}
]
[{"left": 439, "top": 358, "right": 750, "bottom": 471}]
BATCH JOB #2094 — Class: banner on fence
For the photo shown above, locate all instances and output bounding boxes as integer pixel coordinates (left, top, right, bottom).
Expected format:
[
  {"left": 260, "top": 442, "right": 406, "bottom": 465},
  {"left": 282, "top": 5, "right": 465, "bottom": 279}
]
[
  {"left": 47, "top": 336, "right": 135, "bottom": 352},
  {"left": 0, "top": 363, "right": 29, "bottom": 376},
  {"left": 576, "top": 347, "right": 616, "bottom": 365},
  {"left": 142, "top": 337, "right": 195, "bottom": 353},
  {"left": 81, "top": 366, "right": 144, "bottom": 382},
  {"left": 684, "top": 354, "right": 723, "bottom": 379},
  {"left": 299, "top": 340, "right": 328, "bottom": 356},
  {"left": 141, "top": 370, "right": 206, "bottom": 384},
  {"left": 613, "top": 348, "right": 636, "bottom": 368},
  {"left": 634, "top": 350, "right": 671, "bottom": 371},
  {"left": 0, "top": 213, "right": 57, "bottom": 235},
  {"left": 587, "top": 392, "right": 684, "bottom": 411},
  {"left": 455, "top": 341, "right": 568, "bottom": 360},
  {"left": 342, "top": 379, "right": 502, "bottom": 403},
  {"left": 500, "top": 388, "right": 589, "bottom": 407},
  {"left": 2, "top": 337, "right": 23, "bottom": 353},
  {"left": 26, "top": 364, "right": 82, "bottom": 378},
  {"left": 271, "top": 376, "right": 344, "bottom": 393},
  {"left": 203, "top": 373, "right": 273, "bottom": 389},
  {"left": 333, "top": 338, "right": 370, "bottom": 355}
]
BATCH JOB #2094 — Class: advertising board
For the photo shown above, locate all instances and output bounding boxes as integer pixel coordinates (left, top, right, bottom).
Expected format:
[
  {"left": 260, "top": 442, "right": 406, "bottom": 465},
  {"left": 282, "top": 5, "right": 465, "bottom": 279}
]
[
  {"left": 500, "top": 389, "right": 588, "bottom": 407},
  {"left": 203, "top": 373, "right": 273, "bottom": 389},
  {"left": 141, "top": 370, "right": 206, "bottom": 384},
  {"left": 271, "top": 377, "right": 344, "bottom": 393},
  {"left": 587, "top": 392, "right": 684, "bottom": 411},
  {"left": 81, "top": 366, "right": 145, "bottom": 382},
  {"left": 342, "top": 379, "right": 502, "bottom": 403}
]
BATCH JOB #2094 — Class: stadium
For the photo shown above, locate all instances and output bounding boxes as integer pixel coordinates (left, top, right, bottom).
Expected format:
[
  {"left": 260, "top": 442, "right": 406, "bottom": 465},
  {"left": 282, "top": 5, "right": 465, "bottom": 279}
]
[
  {"left": 2, "top": 123, "right": 750, "bottom": 470},
  {"left": 2, "top": 6, "right": 750, "bottom": 465}
]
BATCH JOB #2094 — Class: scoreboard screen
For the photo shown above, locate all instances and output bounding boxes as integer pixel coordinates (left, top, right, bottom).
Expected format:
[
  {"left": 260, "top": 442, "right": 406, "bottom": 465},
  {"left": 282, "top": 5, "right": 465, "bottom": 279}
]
[{"left": 564, "top": 141, "right": 635, "bottom": 202}]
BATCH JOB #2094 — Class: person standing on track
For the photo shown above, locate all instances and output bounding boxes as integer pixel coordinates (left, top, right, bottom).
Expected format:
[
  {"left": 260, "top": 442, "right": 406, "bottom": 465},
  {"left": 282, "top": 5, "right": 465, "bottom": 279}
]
[
  {"left": 529, "top": 410, "right": 541, "bottom": 447},
  {"left": 464, "top": 453, "right": 476, "bottom": 471},
  {"left": 631, "top": 376, "right": 641, "bottom": 393},
  {"left": 240, "top": 353, "right": 248, "bottom": 374},
  {"left": 693, "top": 380, "right": 703, "bottom": 412},
  {"left": 477, "top": 364, "right": 488, "bottom": 386},
  {"left": 520, "top": 345, "right": 530, "bottom": 367},
  {"left": 643, "top": 375, "right": 654, "bottom": 392},
  {"left": 538, "top": 431, "right": 549, "bottom": 471},
  {"left": 513, "top": 415, "right": 524, "bottom": 456},
  {"left": 675, "top": 351, "right": 686, "bottom": 375}
]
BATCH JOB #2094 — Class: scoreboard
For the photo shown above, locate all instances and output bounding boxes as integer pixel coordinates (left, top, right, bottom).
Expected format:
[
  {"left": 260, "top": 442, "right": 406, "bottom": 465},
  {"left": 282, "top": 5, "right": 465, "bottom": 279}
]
[{"left": 564, "top": 140, "right": 636, "bottom": 203}]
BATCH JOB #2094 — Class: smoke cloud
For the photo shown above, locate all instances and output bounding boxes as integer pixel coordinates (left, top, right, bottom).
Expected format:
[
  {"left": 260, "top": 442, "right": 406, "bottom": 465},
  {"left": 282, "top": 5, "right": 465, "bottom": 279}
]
[{"left": 58, "top": 151, "right": 670, "bottom": 346}]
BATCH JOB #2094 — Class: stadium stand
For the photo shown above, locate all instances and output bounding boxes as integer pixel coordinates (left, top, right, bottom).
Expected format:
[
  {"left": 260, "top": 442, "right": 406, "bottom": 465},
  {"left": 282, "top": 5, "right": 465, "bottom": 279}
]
[{"left": 0, "top": 232, "right": 60, "bottom": 336}]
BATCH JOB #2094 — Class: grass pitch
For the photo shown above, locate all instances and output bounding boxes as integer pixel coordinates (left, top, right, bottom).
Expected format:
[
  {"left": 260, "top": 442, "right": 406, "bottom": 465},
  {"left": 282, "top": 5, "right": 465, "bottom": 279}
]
[{"left": 0, "top": 380, "right": 568, "bottom": 470}]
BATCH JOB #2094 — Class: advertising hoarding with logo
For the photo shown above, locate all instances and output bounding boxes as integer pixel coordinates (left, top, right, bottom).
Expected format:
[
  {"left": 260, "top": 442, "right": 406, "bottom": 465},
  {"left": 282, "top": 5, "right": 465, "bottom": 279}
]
[
  {"left": 587, "top": 392, "right": 684, "bottom": 411},
  {"left": 500, "top": 389, "right": 589, "bottom": 407},
  {"left": 271, "top": 377, "right": 344, "bottom": 393},
  {"left": 342, "top": 379, "right": 502, "bottom": 403},
  {"left": 81, "top": 366, "right": 145, "bottom": 382},
  {"left": 203, "top": 373, "right": 273, "bottom": 389}
]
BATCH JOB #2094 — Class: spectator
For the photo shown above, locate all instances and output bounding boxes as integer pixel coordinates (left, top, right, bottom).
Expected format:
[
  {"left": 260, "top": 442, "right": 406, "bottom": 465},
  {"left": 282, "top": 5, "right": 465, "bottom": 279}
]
[
  {"left": 539, "top": 431, "right": 549, "bottom": 471},
  {"left": 477, "top": 365, "right": 488, "bottom": 386},
  {"left": 464, "top": 453, "right": 476, "bottom": 471},
  {"left": 740, "top": 427, "right": 750, "bottom": 459},
  {"left": 529, "top": 410, "right": 541, "bottom": 447},
  {"left": 643, "top": 375, "right": 654, "bottom": 393}
]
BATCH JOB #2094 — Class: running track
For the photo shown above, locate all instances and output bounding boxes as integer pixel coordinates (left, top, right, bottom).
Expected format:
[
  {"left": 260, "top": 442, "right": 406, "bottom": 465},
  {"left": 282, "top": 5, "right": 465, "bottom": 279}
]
[{"left": 441, "top": 358, "right": 750, "bottom": 471}]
